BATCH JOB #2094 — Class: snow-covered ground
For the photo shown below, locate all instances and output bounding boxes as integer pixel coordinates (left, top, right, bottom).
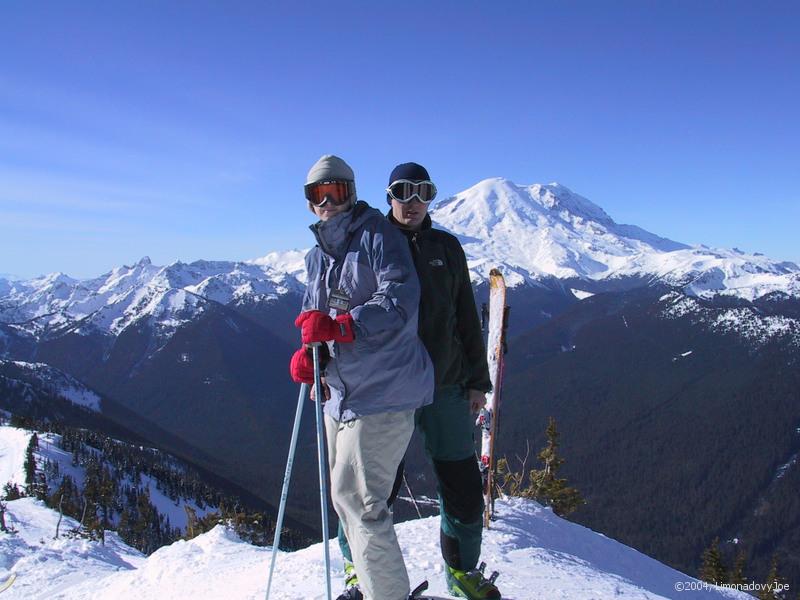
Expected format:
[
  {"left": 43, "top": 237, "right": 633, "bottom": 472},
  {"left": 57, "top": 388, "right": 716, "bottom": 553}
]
[
  {"left": 0, "top": 495, "right": 749, "bottom": 600},
  {"left": 0, "top": 422, "right": 751, "bottom": 598},
  {"left": 0, "top": 426, "right": 29, "bottom": 488}
]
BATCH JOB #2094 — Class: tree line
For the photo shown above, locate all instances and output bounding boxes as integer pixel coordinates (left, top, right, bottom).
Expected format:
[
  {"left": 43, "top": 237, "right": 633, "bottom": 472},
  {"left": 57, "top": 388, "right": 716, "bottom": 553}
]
[{"left": 1, "top": 412, "right": 308, "bottom": 554}]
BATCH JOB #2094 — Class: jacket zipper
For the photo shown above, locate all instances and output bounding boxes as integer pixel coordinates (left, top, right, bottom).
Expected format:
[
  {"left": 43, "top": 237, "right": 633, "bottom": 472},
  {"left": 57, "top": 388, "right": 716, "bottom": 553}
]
[{"left": 324, "top": 252, "right": 350, "bottom": 419}]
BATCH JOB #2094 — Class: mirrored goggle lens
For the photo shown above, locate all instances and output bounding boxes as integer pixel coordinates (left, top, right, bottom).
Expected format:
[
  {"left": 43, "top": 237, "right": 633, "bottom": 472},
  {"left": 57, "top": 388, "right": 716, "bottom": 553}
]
[
  {"left": 388, "top": 180, "right": 436, "bottom": 203},
  {"left": 305, "top": 181, "right": 351, "bottom": 206}
]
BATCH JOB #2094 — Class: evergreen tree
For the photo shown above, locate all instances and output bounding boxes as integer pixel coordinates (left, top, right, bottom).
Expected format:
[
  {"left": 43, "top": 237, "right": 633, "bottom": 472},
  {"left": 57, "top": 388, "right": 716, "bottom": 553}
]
[
  {"left": 81, "top": 459, "right": 103, "bottom": 540},
  {"left": 699, "top": 537, "right": 727, "bottom": 584},
  {"left": 134, "top": 486, "right": 160, "bottom": 554},
  {"left": 729, "top": 548, "right": 748, "bottom": 585},
  {"left": 96, "top": 466, "right": 116, "bottom": 544},
  {"left": 529, "top": 417, "right": 585, "bottom": 516},
  {"left": 24, "top": 434, "right": 39, "bottom": 486},
  {"left": 47, "top": 475, "right": 81, "bottom": 518},
  {"left": 3, "top": 482, "right": 22, "bottom": 501},
  {"left": 758, "top": 554, "right": 788, "bottom": 600}
]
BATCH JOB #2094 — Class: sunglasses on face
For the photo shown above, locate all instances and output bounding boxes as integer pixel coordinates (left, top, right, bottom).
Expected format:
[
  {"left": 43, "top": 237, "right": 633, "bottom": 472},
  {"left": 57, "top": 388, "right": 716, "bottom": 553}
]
[
  {"left": 304, "top": 180, "right": 353, "bottom": 207},
  {"left": 386, "top": 179, "right": 437, "bottom": 204}
]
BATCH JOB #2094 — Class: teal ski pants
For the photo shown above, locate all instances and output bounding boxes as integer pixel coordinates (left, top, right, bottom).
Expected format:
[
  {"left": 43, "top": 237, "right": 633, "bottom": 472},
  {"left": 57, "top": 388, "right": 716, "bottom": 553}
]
[{"left": 338, "top": 385, "right": 484, "bottom": 571}]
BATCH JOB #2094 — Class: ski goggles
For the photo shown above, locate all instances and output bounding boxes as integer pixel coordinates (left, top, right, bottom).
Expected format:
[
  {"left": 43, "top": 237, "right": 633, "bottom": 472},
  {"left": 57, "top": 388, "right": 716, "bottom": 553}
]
[
  {"left": 304, "top": 179, "right": 353, "bottom": 207},
  {"left": 386, "top": 179, "right": 437, "bottom": 204}
]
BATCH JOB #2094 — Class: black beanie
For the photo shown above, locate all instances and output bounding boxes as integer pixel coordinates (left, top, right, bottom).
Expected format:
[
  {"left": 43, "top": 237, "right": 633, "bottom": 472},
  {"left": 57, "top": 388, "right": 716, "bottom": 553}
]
[{"left": 388, "top": 162, "right": 430, "bottom": 185}]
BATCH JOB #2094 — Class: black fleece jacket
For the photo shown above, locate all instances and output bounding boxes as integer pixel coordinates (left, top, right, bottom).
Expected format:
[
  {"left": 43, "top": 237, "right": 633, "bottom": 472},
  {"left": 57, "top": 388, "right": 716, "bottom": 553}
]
[{"left": 388, "top": 212, "right": 492, "bottom": 392}]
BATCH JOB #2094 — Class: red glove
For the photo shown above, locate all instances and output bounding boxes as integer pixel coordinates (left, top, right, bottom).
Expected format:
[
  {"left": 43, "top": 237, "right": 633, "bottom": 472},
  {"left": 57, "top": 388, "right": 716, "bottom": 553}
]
[
  {"left": 294, "top": 310, "right": 355, "bottom": 344},
  {"left": 289, "top": 348, "right": 313, "bottom": 384}
]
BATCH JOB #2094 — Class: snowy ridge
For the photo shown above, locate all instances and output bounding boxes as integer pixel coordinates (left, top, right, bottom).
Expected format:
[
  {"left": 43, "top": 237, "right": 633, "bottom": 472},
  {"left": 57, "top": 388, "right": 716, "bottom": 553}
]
[
  {"left": 0, "top": 495, "right": 749, "bottom": 599},
  {"left": 430, "top": 179, "right": 800, "bottom": 299},
  {"left": 659, "top": 292, "right": 800, "bottom": 349},
  {"left": 0, "top": 253, "right": 306, "bottom": 341},
  {"left": 247, "top": 249, "right": 308, "bottom": 284},
  {"left": 0, "top": 360, "right": 102, "bottom": 411}
]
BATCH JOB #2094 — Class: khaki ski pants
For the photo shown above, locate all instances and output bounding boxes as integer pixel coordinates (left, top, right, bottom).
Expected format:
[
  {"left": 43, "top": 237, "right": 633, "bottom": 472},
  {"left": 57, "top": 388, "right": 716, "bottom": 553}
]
[{"left": 325, "top": 410, "right": 415, "bottom": 600}]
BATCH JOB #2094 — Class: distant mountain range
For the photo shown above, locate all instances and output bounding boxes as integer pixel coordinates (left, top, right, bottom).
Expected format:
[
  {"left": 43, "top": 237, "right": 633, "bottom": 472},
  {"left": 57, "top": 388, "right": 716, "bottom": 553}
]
[
  {"left": 2, "top": 180, "right": 797, "bottom": 349},
  {"left": 1, "top": 179, "right": 798, "bottom": 588}
]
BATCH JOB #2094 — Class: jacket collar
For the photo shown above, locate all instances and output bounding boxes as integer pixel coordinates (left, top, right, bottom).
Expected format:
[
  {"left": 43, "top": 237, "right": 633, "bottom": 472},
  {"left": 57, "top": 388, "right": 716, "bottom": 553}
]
[
  {"left": 386, "top": 211, "right": 432, "bottom": 236},
  {"left": 311, "top": 201, "right": 371, "bottom": 259}
]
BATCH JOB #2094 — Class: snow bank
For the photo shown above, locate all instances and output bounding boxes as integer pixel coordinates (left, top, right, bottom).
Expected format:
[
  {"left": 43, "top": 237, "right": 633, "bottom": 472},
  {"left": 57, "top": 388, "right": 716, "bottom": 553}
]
[{"left": 0, "top": 495, "right": 749, "bottom": 599}]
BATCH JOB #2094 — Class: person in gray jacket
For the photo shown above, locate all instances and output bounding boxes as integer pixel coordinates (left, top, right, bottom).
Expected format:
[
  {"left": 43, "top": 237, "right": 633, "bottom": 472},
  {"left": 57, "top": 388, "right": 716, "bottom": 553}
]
[{"left": 290, "top": 154, "right": 434, "bottom": 600}]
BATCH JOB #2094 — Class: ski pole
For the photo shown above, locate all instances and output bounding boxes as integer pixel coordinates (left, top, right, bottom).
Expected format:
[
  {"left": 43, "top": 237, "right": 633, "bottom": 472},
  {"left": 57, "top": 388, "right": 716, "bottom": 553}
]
[
  {"left": 312, "top": 343, "right": 333, "bottom": 600},
  {"left": 402, "top": 473, "right": 423, "bottom": 519},
  {"left": 265, "top": 382, "right": 308, "bottom": 600}
]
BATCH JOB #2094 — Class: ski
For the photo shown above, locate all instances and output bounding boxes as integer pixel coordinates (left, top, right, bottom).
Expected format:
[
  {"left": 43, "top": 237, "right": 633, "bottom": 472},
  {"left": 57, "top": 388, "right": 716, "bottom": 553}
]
[
  {"left": 477, "top": 268, "right": 510, "bottom": 528},
  {"left": 0, "top": 573, "right": 17, "bottom": 593}
]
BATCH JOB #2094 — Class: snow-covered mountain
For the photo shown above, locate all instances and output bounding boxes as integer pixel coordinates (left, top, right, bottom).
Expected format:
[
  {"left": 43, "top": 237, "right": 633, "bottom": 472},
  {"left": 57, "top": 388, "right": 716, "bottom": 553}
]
[
  {"left": 0, "top": 255, "right": 305, "bottom": 342},
  {"left": 431, "top": 179, "right": 800, "bottom": 299},
  {"left": 1, "top": 494, "right": 750, "bottom": 600},
  {"left": 1, "top": 179, "right": 798, "bottom": 346}
]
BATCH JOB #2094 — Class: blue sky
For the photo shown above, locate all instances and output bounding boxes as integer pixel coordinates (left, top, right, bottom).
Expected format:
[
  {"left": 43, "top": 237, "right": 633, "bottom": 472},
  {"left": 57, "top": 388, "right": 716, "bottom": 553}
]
[{"left": 1, "top": 1, "right": 798, "bottom": 279}]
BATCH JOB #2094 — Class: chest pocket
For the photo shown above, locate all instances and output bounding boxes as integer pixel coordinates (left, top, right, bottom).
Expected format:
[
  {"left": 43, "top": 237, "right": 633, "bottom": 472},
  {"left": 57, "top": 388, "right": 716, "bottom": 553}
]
[{"left": 424, "top": 246, "right": 455, "bottom": 296}]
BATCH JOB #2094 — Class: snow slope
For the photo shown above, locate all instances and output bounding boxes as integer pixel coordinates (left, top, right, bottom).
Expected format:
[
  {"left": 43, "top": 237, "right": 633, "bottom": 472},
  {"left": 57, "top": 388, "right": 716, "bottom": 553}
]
[
  {"left": 0, "top": 424, "right": 217, "bottom": 534},
  {"left": 0, "top": 426, "right": 29, "bottom": 489},
  {"left": 1, "top": 498, "right": 145, "bottom": 598},
  {"left": 1, "top": 360, "right": 102, "bottom": 411},
  {"left": 0, "top": 495, "right": 750, "bottom": 600}
]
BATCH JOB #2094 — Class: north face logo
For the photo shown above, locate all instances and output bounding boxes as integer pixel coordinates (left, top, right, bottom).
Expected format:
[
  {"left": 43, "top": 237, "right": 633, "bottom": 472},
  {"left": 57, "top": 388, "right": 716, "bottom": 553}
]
[{"left": 429, "top": 259, "right": 444, "bottom": 267}]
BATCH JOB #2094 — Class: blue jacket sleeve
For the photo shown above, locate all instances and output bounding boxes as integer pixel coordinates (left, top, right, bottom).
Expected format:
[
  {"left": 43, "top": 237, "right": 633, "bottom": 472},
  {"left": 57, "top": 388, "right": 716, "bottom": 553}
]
[
  {"left": 349, "top": 219, "right": 420, "bottom": 338},
  {"left": 301, "top": 248, "right": 323, "bottom": 312}
]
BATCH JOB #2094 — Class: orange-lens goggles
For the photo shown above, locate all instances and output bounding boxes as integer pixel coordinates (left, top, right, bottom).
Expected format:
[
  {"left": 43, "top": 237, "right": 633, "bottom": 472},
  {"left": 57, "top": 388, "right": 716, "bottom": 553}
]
[{"left": 304, "top": 180, "right": 352, "bottom": 207}]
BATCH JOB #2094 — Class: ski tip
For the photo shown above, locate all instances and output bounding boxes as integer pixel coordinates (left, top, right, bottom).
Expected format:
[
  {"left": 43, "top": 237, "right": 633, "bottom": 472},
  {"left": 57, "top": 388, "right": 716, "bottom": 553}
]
[{"left": 0, "top": 572, "right": 17, "bottom": 593}]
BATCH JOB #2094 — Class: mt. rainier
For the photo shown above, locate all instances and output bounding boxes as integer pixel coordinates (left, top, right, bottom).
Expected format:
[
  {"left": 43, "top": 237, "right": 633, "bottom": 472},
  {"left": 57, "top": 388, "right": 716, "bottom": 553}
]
[{"left": 430, "top": 178, "right": 799, "bottom": 299}]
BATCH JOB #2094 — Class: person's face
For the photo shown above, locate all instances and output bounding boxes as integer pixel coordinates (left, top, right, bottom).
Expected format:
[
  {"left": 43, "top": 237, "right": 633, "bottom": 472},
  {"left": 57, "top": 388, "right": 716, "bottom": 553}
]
[
  {"left": 391, "top": 197, "right": 429, "bottom": 230},
  {"left": 309, "top": 181, "right": 352, "bottom": 221},
  {"left": 313, "top": 199, "right": 350, "bottom": 221}
]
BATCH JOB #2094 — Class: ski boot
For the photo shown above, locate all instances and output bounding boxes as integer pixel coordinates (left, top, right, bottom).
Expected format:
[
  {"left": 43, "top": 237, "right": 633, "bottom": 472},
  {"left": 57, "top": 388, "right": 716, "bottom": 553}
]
[
  {"left": 335, "top": 560, "right": 363, "bottom": 600},
  {"left": 445, "top": 562, "right": 501, "bottom": 599}
]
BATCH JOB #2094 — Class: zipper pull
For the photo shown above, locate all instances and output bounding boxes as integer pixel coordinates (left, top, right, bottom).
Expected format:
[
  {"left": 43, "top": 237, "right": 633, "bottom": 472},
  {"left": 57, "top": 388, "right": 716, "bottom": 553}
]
[{"left": 411, "top": 232, "right": 421, "bottom": 253}]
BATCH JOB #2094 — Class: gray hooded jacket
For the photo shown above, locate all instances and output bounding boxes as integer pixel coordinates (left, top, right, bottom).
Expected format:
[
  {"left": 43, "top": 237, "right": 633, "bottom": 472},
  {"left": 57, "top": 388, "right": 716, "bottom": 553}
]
[{"left": 302, "top": 201, "right": 434, "bottom": 421}]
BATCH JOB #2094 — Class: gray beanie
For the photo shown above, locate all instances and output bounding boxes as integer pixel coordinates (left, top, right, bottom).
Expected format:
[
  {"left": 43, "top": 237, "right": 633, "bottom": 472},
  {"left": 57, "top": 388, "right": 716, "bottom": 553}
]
[
  {"left": 305, "top": 154, "right": 356, "bottom": 208},
  {"left": 306, "top": 154, "right": 355, "bottom": 185}
]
